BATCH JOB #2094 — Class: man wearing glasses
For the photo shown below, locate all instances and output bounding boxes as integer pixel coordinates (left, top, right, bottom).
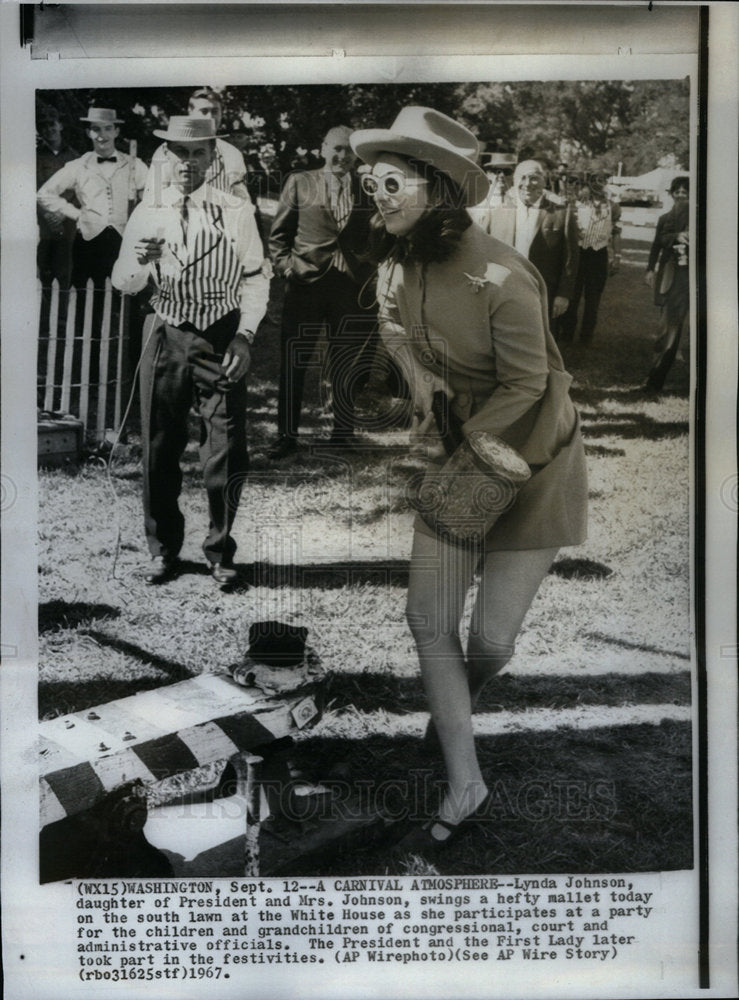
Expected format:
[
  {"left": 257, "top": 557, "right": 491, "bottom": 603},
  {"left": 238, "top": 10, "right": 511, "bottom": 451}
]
[
  {"left": 468, "top": 150, "right": 517, "bottom": 229},
  {"left": 267, "top": 125, "right": 377, "bottom": 458}
]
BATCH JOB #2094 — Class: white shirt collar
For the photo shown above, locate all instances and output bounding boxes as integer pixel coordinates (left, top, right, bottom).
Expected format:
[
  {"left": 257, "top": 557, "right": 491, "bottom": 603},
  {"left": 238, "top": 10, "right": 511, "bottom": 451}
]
[
  {"left": 517, "top": 194, "right": 543, "bottom": 212},
  {"left": 161, "top": 182, "right": 211, "bottom": 208}
]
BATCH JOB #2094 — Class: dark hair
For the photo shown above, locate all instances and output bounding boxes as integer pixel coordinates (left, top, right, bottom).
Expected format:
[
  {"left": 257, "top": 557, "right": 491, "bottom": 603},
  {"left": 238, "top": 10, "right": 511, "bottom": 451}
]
[
  {"left": 669, "top": 175, "right": 689, "bottom": 195},
  {"left": 189, "top": 88, "right": 222, "bottom": 109},
  {"left": 365, "top": 154, "right": 472, "bottom": 266}
]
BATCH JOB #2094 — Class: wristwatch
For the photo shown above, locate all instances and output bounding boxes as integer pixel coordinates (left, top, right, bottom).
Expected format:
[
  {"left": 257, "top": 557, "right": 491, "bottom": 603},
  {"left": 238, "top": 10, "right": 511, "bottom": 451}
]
[{"left": 235, "top": 330, "right": 255, "bottom": 345}]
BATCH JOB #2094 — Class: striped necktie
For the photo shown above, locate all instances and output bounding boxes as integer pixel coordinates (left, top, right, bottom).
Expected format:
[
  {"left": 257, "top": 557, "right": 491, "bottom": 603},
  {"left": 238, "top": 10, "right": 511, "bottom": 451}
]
[
  {"left": 330, "top": 175, "right": 352, "bottom": 231},
  {"left": 180, "top": 195, "right": 190, "bottom": 240}
]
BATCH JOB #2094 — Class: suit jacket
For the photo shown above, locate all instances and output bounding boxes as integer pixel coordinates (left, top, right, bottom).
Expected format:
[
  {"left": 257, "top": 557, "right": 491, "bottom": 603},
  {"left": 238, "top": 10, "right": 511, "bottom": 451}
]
[
  {"left": 647, "top": 202, "right": 689, "bottom": 306},
  {"left": 268, "top": 168, "right": 374, "bottom": 286},
  {"left": 483, "top": 194, "right": 579, "bottom": 311}
]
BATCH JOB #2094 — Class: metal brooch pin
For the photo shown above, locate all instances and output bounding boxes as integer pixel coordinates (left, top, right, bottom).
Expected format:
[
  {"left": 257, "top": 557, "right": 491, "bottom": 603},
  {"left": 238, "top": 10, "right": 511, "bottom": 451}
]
[{"left": 463, "top": 272, "right": 487, "bottom": 293}]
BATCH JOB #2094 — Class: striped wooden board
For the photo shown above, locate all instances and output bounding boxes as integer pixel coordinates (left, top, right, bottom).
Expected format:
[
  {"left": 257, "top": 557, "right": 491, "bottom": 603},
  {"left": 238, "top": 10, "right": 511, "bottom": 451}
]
[{"left": 39, "top": 673, "right": 318, "bottom": 828}]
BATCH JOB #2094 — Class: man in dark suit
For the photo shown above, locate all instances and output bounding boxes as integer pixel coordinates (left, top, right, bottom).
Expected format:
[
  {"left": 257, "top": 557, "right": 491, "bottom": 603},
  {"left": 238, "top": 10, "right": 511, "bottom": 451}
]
[
  {"left": 485, "top": 158, "right": 579, "bottom": 332},
  {"left": 36, "top": 108, "right": 79, "bottom": 289},
  {"left": 267, "top": 125, "right": 377, "bottom": 458},
  {"left": 642, "top": 176, "right": 690, "bottom": 393}
]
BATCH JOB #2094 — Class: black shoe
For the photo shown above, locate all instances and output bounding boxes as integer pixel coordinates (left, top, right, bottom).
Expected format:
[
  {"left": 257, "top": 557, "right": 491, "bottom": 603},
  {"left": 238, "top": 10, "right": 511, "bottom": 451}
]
[
  {"left": 143, "top": 555, "right": 179, "bottom": 585},
  {"left": 212, "top": 562, "right": 238, "bottom": 586},
  {"left": 393, "top": 793, "right": 494, "bottom": 854},
  {"left": 267, "top": 435, "right": 297, "bottom": 459}
]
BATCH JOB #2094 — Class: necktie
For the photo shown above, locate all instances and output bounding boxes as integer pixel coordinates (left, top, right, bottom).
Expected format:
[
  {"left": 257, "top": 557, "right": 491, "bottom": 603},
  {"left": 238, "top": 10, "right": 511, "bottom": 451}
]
[
  {"left": 331, "top": 176, "right": 352, "bottom": 230},
  {"left": 180, "top": 196, "right": 190, "bottom": 241},
  {"left": 97, "top": 156, "right": 117, "bottom": 163}
]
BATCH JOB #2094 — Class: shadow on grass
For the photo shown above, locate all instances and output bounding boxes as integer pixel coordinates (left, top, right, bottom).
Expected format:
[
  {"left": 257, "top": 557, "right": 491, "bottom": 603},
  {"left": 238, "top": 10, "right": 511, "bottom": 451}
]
[
  {"left": 583, "top": 630, "right": 690, "bottom": 661},
  {"left": 39, "top": 600, "right": 121, "bottom": 633},
  {"left": 38, "top": 675, "right": 193, "bottom": 721},
  {"left": 80, "top": 630, "right": 197, "bottom": 682},
  {"left": 39, "top": 631, "right": 198, "bottom": 719},
  {"left": 581, "top": 418, "right": 689, "bottom": 441},
  {"left": 38, "top": 630, "right": 197, "bottom": 718},
  {"left": 572, "top": 385, "right": 689, "bottom": 407},
  {"left": 550, "top": 557, "right": 612, "bottom": 580},
  {"left": 222, "top": 556, "right": 612, "bottom": 591},
  {"left": 584, "top": 443, "right": 627, "bottom": 458},
  {"left": 278, "top": 718, "right": 693, "bottom": 875},
  {"left": 321, "top": 670, "right": 691, "bottom": 717},
  {"left": 228, "top": 559, "right": 412, "bottom": 591}
]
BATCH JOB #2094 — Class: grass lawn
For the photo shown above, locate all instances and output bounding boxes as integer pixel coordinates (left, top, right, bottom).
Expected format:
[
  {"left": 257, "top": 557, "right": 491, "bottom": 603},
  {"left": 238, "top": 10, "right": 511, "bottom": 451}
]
[{"left": 37, "top": 231, "right": 693, "bottom": 876}]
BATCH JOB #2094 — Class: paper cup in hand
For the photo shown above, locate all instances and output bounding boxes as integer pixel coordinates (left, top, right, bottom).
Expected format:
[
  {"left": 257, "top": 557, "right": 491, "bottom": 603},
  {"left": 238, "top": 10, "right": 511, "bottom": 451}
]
[{"left": 409, "top": 430, "right": 532, "bottom": 545}]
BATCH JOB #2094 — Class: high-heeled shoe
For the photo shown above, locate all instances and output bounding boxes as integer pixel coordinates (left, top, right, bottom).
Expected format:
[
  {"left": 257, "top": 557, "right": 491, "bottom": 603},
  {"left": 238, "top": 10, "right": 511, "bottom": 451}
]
[{"left": 393, "top": 792, "right": 494, "bottom": 853}]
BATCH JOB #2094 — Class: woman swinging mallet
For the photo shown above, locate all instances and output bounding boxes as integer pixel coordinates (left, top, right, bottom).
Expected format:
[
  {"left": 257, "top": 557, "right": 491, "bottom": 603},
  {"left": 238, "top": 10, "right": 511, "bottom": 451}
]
[{"left": 350, "top": 108, "right": 588, "bottom": 851}]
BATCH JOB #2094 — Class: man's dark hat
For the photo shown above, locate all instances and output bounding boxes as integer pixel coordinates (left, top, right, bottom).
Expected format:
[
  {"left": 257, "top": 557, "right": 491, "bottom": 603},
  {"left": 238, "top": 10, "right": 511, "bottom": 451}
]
[{"left": 247, "top": 621, "right": 308, "bottom": 668}]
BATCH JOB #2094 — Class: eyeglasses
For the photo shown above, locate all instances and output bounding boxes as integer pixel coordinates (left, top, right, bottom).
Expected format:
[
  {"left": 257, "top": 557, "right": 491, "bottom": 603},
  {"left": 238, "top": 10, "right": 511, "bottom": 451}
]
[
  {"left": 488, "top": 168, "right": 513, "bottom": 176},
  {"left": 361, "top": 172, "right": 429, "bottom": 198}
]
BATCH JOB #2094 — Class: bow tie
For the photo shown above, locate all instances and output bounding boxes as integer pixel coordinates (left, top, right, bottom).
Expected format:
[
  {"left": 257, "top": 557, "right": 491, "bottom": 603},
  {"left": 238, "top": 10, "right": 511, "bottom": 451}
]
[{"left": 97, "top": 155, "right": 116, "bottom": 163}]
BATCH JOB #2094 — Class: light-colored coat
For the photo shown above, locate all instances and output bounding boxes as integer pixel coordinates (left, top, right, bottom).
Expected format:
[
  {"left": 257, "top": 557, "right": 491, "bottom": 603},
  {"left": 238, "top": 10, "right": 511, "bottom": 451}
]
[{"left": 378, "top": 223, "right": 587, "bottom": 550}]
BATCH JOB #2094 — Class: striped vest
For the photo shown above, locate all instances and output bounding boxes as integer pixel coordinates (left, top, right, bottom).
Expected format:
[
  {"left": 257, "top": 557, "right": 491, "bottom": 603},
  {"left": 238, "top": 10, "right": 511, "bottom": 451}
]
[{"left": 154, "top": 199, "right": 244, "bottom": 330}]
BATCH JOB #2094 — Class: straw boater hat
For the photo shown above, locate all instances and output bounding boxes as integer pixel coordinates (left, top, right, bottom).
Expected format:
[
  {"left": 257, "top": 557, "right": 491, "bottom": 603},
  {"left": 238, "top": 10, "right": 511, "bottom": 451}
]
[
  {"left": 153, "top": 116, "right": 217, "bottom": 142},
  {"left": 350, "top": 106, "right": 489, "bottom": 207},
  {"left": 80, "top": 107, "right": 123, "bottom": 125}
]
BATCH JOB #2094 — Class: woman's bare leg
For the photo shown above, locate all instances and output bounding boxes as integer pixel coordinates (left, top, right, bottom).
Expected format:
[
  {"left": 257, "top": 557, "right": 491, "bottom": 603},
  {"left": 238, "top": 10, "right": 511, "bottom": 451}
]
[
  {"left": 466, "top": 547, "right": 559, "bottom": 707},
  {"left": 405, "top": 529, "right": 486, "bottom": 836}
]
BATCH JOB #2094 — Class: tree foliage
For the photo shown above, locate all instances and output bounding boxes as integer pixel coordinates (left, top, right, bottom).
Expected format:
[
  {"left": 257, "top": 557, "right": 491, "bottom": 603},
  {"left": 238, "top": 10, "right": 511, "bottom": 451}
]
[{"left": 37, "top": 78, "right": 689, "bottom": 176}]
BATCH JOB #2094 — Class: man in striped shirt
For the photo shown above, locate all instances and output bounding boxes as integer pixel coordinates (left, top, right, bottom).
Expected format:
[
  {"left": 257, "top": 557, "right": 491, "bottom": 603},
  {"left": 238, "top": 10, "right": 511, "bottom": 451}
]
[
  {"left": 113, "top": 117, "right": 269, "bottom": 586},
  {"left": 559, "top": 172, "right": 621, "bottom": 344}
]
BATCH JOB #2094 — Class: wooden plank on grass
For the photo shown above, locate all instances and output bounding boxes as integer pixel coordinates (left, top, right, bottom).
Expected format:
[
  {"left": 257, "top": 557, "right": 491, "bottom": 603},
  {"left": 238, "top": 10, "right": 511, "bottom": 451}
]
[{"left": 38, "top": 673, "right": 300, "bottom": 827}]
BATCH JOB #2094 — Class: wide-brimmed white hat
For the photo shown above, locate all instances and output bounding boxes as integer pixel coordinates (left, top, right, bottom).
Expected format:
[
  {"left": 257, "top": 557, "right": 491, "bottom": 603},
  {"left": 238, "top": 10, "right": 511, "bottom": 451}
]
[
  {"left": 350, "top": 106, "right": 489, "bottom": 207},
  {"left": 80, "top": 107, "right": 122, "bottom": 125},
  {"left": 153, "top": 116, "right": 217, "bottom": 142}
]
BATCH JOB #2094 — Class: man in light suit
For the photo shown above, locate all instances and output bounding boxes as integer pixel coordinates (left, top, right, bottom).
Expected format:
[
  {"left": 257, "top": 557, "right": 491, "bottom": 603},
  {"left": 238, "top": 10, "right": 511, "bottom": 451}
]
[
  {"left": 267, "top": 125, "right": 377, "bottom": 458},
  {"left": 38, "top": 106, "right": 147, "bottom": 290},
  {"left": 482, "top": 158, "right": 579, "bottom": 332}
]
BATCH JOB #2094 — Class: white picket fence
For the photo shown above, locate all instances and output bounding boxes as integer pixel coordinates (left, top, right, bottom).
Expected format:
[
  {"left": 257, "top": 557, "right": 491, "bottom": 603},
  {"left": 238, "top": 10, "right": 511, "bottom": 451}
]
[{"left": 37, "top": 278, "right": 134, "bottom": 443}]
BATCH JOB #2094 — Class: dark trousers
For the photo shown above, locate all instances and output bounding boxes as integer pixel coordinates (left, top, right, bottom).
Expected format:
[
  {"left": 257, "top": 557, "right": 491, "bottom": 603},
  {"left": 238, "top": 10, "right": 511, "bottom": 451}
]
[
  {"left": 38, "top": 232, "right": 75, "bottom": 290},
  {"left": 140, "top": 310, "right": 247, "bottom": 565},
  {"left": 646, "top": 270, "right": 689, "bottom": 391},
  {"left": 69, "top": 228, "right": 128, "bottom": 424},
  {"left": 71, "top": 228, "right": 122, "bottom": 290},
  {"left": 560, "top": 246, "right": 609, "bottom": 343},
  {"left": 276, "top": 268, "right": 377, "bottom": 439}
]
